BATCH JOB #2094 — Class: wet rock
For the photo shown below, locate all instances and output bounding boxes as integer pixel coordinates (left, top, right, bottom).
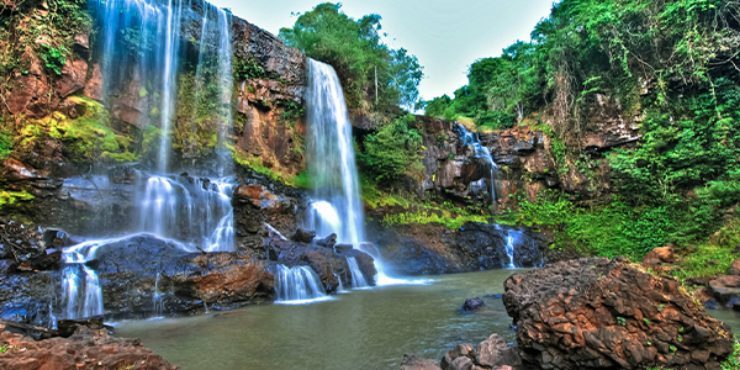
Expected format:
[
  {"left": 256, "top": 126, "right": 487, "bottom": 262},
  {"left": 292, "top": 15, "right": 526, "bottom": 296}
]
[
  {"left": 461, "top": 297, "right": 486, "bottom": 313},
  {"left": 56, "top": 316, "right": 105, "bottom": 338},
  {"left": 441, "top": 344, "right": 476, "bottom": 370},
  {"left": 708, "top": 275, "right": 740, "bottom": 304},
  {"left": 503, "top": 257, "right": 734, "bottom": 370},
  {"left": 401, "top": 354, "right": 443, "bottom": 370},
  {"left": 316, "top": 233, "right": 337, "bottom": 248},
  {"left": 0, "top": 324, "right": 179, "bottom": 370},
  {"left": 84, "top": 63, "right": 103, "bottom": 101},
  {"left": 291, "top": 228, "right": 316, "bottom": 243},
  {"left": 703, "top": 298, "right": 719, "bottom": 310},
  {"left": 475, "top": 334, "right": 521, "bottom": 369},
  {"left": 53, "top": 59, "right": 88, "bottom": 98}
]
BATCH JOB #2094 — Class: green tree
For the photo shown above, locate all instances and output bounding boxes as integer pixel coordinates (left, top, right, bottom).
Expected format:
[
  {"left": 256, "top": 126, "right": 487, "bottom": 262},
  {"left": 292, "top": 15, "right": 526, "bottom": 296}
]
[{"left": 279, "top": 3, "right": 423, "bottom": 112}]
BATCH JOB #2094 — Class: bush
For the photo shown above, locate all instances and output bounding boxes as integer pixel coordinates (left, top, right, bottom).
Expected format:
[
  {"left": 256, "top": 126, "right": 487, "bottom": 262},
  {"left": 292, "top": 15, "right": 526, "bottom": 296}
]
[
  {"left": 358, "top": 114, "right": 423, "bottom": 184},
  {"left": 476, "top": 110, "right": 516, "bottom": 130}
]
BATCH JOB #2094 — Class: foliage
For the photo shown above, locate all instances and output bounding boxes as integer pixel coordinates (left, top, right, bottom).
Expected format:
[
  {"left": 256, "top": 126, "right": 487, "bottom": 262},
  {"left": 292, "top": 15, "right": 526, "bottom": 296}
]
[
  {"left": 0, "top": 190, "right": 35, "bottom": 210},
  {"left": 383, "top": 211, "right": 488, "bottom": 230},
  {"left": 38, "top": 44, "right": 67, "bottom": 75},
  {"left": 230, "top": 145, "right": 310, "bottom": 189},
  {"left": 358, "top": 114, "right": 424, "bottom": 184},
  {"left": 0, "top": 129, "right": 12, "bottom": 159},
  {"left": 279, "top": 3, "right": 424, "bottom": 112}
]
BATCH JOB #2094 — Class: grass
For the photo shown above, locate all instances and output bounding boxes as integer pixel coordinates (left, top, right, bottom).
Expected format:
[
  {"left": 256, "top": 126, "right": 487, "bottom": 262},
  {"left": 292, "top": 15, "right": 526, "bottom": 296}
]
[{"left": 382, "top": 211, "right": 488, "bottom": 230}]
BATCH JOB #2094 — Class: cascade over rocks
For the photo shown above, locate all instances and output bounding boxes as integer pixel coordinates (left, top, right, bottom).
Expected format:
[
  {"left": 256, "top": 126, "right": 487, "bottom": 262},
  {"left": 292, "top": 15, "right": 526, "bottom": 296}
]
[
  {"left": 503, "top": 257, "right": 734, "bottom": 370},
  {"left": 268, "top": 238, "right": 376, "bottom": 292},
  {"left": 0, "top": 324, "right": 178, "bottom": 370}
]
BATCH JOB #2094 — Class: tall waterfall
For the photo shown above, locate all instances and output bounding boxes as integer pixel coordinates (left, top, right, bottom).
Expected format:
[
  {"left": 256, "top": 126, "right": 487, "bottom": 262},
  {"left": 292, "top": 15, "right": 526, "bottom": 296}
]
[
  {"left": 59, "top": 0, "right": 236, "bottom": 320},
  {"left": 304, "top": 59, "right": 366, "bottom": 248}
]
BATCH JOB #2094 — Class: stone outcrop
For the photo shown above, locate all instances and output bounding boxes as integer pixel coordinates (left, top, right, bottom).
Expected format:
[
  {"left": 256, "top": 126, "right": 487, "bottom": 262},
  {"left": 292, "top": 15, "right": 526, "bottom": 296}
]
[
  {"left": 0, "top": 324, "right": 178, "bottom": 370},
  {"left": 503, "top": 257, "right": 734, "bottom": 370},
  {"left": 708, "top": 275, "right": 740, "bottom": 305},
  {"left": 400, "top": 334, "right": 521, "bottom": 370},
  {"left": 369, "top": 222, "right": 548, "bottom": 276},
  {"left": 0, "top": 234, "right": 275, "bottom": 325}
]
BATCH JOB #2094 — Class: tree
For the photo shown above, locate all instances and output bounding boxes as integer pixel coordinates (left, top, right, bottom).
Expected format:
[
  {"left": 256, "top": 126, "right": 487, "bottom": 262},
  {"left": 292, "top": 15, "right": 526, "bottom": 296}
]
[{"left": 279, "top": 2, "right": 423, "bottom": 112}]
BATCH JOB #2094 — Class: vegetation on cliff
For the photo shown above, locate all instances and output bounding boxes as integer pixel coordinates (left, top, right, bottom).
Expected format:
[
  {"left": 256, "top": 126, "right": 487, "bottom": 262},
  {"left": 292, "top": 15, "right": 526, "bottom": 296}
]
[{"left": 423, "top": 0, "right": 740, "bottom": 277}]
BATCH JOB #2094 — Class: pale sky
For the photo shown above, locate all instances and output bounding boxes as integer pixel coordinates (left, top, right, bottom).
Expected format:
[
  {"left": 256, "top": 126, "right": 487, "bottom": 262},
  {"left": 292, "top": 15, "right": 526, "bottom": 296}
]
[{"left": 210, "top": 0, "right": 555, "bottom": 101}]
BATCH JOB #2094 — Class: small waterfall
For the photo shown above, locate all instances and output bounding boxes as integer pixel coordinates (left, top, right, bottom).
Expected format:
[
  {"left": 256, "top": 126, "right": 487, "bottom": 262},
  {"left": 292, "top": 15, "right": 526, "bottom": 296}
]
[
  {"left": 61, "top": 239, "right": 109, "bottom": 319},
  {"left": 504, "top": 235, "right": 517, "bottom": 269},
  {"left": 152, "top": 273, "right": 164, "bottom": 317},
  {"left": 346, "top": 257, "right": 369, "bottom": 289},
  {"left": 137, "top": 175, "right": 235, "bottom": 252},
  {"left": 275, "top": 265, "right": 331, "bottom": 304},
  {"left": 332, "top": 271, "right": 346, "bottom": 293},
  {"left": 305, "top": 200, "right": 341, "bottom": 240},
  {"left": 455, "top": 123, "right": 498, "bottom": 207}
]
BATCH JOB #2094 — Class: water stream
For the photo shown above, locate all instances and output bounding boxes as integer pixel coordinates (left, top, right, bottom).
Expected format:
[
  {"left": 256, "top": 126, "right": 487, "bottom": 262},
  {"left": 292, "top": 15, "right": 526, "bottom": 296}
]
[
  {"left": 347, "top": 257, "right": 370, "bottom": 289},
  {"left": 275, "top": 265, "right": 332, "bottom": 305}
]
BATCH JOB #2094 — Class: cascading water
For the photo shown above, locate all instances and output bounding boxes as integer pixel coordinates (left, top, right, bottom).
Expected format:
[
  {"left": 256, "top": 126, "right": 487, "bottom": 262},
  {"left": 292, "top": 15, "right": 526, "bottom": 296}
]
[
  {"left": 346, "top": 257, "right": 369, "bottom": 289},
  {"left": 455, "top": 123, "right": 498, "bottom": 208},
  {"left": 59, "top": 0, "right": 237, "bottom": 321},
  {"left": 137, "top": 176, "right": 235, "bottom": 252},
  {"left": 504, "top": 235, "right": 517, "bottom": 269},
  {"left": 304, "top": 59, "right": 366, "bottom": 249},
  {"left": 275, "top": 265, "right": 332, "bottom": 304},
  {"left": 60, "top": 238, "right": 114, "bottom": 319}
]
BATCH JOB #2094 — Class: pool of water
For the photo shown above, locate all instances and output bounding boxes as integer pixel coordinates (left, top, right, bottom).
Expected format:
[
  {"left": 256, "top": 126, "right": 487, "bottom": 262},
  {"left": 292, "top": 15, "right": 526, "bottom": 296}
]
[
  {"left": 115, "top": 269, "right": 740, "bottom": 370},
  {"left": 115, "top": 269, "right": 519, "bottom": 370}
]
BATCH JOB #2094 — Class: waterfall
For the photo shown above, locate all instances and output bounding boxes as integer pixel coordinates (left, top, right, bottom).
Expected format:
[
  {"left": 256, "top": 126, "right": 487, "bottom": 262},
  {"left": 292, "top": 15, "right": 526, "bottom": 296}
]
[
  {"left": 346, "top": 257, "right": 369, "bottom": 289},
  {"left": 137, "top": 176, "right": 235, "bottom": 252},
  {"left": 152, "top": 273, "right": 164, "bottom": 318},
  {"left": 504, "top": 235, "right": 517, "bottom": 269},
  {"left": 455, "top": 123, "right": 498, "bottom": 208},
  {"left": 60, "top": 239, "right": 112, "bottom": 319},
  {"left": 304, "top": 59, "right": 366, "bottom": 248},
  {"left": 274, "top": 265, "right": 332, "bottom": 304}
]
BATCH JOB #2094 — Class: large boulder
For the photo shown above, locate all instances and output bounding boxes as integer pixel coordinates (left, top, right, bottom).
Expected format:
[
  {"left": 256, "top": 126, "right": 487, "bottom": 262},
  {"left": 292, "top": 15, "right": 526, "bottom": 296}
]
[
  {"left": 503, "top": 257, "right": 734, "bottom": 370},
  {"left": 708, "top": 275, "right": 740, "bottom": 304},
  {"left": 0, "top": 324, "right": 178, "bottom": 370}
]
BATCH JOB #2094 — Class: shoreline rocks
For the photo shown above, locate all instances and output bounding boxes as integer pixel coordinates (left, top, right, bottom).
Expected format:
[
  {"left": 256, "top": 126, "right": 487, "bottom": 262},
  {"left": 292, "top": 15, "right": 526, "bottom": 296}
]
[
  {"left": 0, "top": 323, "right": 178, "bottom": 370},
  {"left": 504, "top": 257, "right": 734, "bottom": 370}
]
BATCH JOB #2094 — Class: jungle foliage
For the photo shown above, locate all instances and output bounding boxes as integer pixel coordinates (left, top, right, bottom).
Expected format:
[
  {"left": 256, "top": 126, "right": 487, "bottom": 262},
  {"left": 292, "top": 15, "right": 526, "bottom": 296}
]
[
  {"left": 441, "top": 0, "right": 740, "bottom": 266},
  {"left": 279, "top": 3, "right": 424, "bottom": 113},
  {"left": 357, "top": 114, "right": 424, "bottom": 185}
]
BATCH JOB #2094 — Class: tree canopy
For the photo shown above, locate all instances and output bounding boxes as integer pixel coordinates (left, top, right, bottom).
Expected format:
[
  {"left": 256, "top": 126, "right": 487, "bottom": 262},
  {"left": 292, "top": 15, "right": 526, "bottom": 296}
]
[{"left": 279, "top": 3, "right": 424, "bottom": 113}]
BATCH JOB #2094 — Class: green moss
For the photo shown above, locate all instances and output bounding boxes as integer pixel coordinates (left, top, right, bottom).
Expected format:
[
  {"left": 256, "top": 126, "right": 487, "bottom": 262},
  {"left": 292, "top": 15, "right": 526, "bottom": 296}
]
[
  {"left": 142, "top": 126, "right": 162, "bottom": 155},
  {"left": 382, "top": 211, "right": 488, "bottom": 230},
  {"left": 102, "top": 151, "right": 139, "bottom": 162},
  {"left": 0, "top": 190, "right": 35, "bottom": 209},
  {"left": 230, "top": 144, "right": 310, "bottom": 188}
]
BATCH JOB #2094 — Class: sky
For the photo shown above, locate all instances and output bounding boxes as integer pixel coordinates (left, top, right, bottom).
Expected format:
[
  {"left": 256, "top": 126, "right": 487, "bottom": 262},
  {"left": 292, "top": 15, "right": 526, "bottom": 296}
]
[{"left": 209, "top": 0, "right": 555, "bottom": 101}]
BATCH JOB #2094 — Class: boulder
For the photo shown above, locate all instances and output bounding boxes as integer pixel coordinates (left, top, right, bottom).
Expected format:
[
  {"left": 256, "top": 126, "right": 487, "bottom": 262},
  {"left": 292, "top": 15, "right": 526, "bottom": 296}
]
[
  {"left": 504, "top": 257, "right": 734, "bottom": 370},
  {"left": 643, "top": 244, "right": 676, "bottom": 266},
  {"left": 708, "top": 275, "right": 740, "bottom": 304},
  {"left": 316, "top": 233, "right": 337, "bottom": 248},
  {"left": 441, "top": 344, "right": 476, "bottom": 370},
  {"left": 461, "top": 297, "right": 486, "bottom": 313},
  {"left": 475, "top": 334, "right": 521, "bottom": 369},
  {"left": 291, "top": 228, "right": 316, "bottom": 243},
  {"left": 0, "top": 325, "right": 178, "bottom": 370},
  {"left": 401, "top": 354, "right": 443, "bottom": 370}
]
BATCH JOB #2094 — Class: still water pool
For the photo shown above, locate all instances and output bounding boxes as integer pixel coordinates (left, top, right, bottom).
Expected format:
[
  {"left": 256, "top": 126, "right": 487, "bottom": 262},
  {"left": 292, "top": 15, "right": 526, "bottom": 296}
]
[{"left": 115, "top": 269, "right": 740, "bottom": 370}]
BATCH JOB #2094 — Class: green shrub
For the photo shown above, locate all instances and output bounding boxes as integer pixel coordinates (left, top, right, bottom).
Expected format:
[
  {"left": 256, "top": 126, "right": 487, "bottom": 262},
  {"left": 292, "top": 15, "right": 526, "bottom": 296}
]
[{"left": 359, "top": 114, "right": 424, "bottom": 184}]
